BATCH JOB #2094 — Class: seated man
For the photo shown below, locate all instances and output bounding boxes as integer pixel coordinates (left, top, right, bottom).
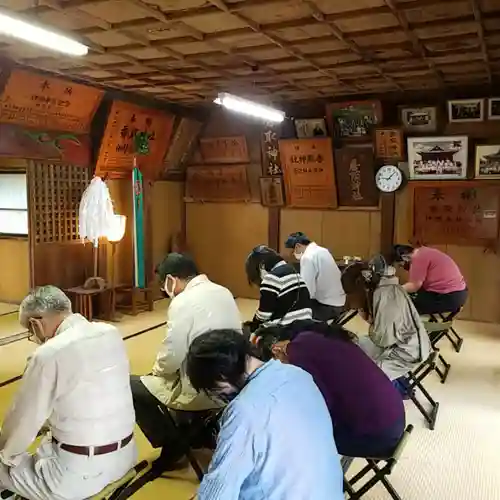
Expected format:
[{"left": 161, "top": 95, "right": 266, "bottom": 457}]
[
  {"left": 253, "top": 320, "right": 405, "bottom": 467},
  {"left": 187, "top": 329, "right": 344, "bottom": 500},
  {"left": 393, "top": 244, "right": 468, "bottom": 315},
  {"left": 355, "top": 256, "right": 431, "bottom": 393},
  {"left": 130, "top": 253, "right": 242, "bottom": 470},
  {"left": 244, "top": 245, "right": 312, "bottom": 333},
  {"left": 285, "top": 232, "right": 346, "bottom": 322},
  {"left": 0, "top": 286, "right": 136, "bottom": 500}
]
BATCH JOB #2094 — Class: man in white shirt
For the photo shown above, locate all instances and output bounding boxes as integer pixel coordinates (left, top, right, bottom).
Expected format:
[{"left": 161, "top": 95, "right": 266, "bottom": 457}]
[
  {"left": 0, "top": 286, "right": 136, "bottom": 500},
  {"left": 130, "top": 253, "right": 242, "bottom": 471},
  {"left": 285, "top": 232, "right": 346, "bottom": 322}
]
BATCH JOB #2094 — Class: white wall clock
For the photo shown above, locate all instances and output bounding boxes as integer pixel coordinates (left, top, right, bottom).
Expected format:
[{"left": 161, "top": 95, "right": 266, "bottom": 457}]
[{"left": 375, "top": 164, "right": 405, "bottom": 193}]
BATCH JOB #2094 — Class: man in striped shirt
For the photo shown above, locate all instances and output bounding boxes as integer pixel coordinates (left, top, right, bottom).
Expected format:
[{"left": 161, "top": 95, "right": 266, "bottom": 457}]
[{"left": 244, "top": 245, "right": 312, "bottom": 332}]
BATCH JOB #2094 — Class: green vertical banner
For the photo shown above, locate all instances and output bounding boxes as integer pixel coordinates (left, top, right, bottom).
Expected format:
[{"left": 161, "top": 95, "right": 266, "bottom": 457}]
[{"left": 132, "top": 166, "right": 146, "bottom": 288}]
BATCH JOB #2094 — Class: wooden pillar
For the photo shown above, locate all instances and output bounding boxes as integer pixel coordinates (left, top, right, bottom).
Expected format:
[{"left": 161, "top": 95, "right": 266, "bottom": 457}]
[
  {"left": 380, "top": 192, "right": 396, "bottom": 260},
  {"left": 268, "top": 207, "right": 281, "bottom": 251}
]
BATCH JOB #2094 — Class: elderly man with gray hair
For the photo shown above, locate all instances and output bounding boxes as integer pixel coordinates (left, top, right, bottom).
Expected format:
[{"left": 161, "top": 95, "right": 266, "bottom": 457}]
[{"left": 0, "top": 286, "right": 137, "bottom": 500}]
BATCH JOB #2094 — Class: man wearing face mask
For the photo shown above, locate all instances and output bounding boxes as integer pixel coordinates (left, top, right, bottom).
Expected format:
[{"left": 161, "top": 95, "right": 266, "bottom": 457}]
[
  {"left": 0, "top": 286, "right": 136, "bottom": 500},
  {"left": 285, "top": 232, "right": 346, "bottom": 322},
  {"left": 130, "top": 253, "right": 242, "bottom": 471},
  {"left": 186, "top": 329, "right": 344, "bottom": 500}
]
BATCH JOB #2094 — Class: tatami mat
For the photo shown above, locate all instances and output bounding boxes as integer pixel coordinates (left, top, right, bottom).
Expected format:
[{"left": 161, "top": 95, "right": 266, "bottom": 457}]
[{"left": 0, "top": 300, "right": 499, "bottom": 499}]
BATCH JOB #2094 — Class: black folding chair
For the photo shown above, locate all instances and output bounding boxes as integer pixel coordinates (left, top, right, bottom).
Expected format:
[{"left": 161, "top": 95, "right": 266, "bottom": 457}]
[
  {"left": 114, "top": 407, "right": 220, "bottom": 498},
  {"left": 343, "top": 425, "right": 414, "bottom": 499},
  {"left": 428, "top": 311, "right": 463, "bottom": 353},
  {"left": 406, "top": 351, "right": 440, "bottom": 430},
  {"left": 335, "top": 309, "right": 359, "bottom": 326},
  {"left": 424, "top": 321, "right": 453, "bottom": 383}
]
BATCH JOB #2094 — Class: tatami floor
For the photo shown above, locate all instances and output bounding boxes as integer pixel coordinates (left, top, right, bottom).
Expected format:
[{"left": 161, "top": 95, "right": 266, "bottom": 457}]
[{"left": 0, "top": 299, "right": 499, "bottom": 499}]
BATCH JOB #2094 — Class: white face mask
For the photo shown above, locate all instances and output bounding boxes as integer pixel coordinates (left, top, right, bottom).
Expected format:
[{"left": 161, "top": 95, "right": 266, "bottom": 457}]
[
  {"left": 294, "top": 252, "right": 303, "bottom": 260},
  {"left": 165, "top": 276, "right": 177, "bottom": 298},
  {"left": 260, "top": 268, "right": 267, "bottom": 280}
]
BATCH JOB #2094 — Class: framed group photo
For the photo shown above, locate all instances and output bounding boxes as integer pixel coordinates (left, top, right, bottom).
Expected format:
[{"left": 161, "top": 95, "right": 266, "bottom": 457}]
[{"left": 407, "top": 136, "right": 468, "bottom": 180}]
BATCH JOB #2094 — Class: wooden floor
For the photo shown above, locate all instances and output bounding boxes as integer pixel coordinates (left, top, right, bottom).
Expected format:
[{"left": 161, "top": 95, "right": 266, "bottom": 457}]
[{"left": 1, "top": 299, "right": 500, "bottom": 499}]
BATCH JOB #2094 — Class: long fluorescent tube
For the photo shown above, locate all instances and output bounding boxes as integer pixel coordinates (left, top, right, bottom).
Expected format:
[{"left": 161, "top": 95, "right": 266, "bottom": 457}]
[
  {"left": 214, "top": 92, "right": 285, "bottom": 123},
  {"left": 0, "top": 10, "right": 88, "bottom": 57}
]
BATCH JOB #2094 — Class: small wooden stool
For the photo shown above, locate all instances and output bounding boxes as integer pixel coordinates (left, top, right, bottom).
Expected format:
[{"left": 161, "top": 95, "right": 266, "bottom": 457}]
[
  {"left": 65, "top": 287, "right": 115, "bottom": 322},
  {"left": 115, "top": 286, "right": 154, "bottom": 316}
]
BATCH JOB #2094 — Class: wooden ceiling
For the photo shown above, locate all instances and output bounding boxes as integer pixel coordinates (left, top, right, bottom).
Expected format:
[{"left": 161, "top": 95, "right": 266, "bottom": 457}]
[{"left": 0, "top": 0, "right": 499, "bottom": 105}]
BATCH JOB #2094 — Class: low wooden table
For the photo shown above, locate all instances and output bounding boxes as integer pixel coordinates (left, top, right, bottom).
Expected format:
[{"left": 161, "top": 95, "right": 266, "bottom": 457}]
[
  {"left": 65, "top": 286, "right": 115, "bottom": 322},
  {"left": 115, "top": 285, "right": 154, "bottom": 316}
]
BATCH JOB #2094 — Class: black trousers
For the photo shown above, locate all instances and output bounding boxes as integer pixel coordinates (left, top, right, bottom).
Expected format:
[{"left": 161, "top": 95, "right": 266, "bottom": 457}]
[
  {"left": 130, "top": 375, "right": 185, "bottom": 459},
  {"left": 412, "top": 288, "right": 468, "bottom": 315},
  {"left": 311, "top": 299, "right": 344, "bottom": 322}
]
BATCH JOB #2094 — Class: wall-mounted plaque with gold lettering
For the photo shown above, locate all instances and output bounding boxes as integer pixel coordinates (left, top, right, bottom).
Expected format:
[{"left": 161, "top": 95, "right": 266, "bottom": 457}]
[
  {"left": 412, "top": 182, "right": 500, "bottom": 246},
  {"left": 199, "top": 136, "right": 249, "bottom": 164},
  {"left": 95, "top": 100, "right": 174, "bottom": 180},
  {"left": 374, "top": 128, "right": 404, "bottom": 160},
  {"left": 279, "top": 138, "right": 338, "bottom": 209},
  {"left": 186, "top": 165, "right": 251, "bottom": 202},
  {"left": 335, "top": 146, "right": 379, "bottom": 207},
  {"left": 0, "top": 69, "right": 103, "bottom": 133}
]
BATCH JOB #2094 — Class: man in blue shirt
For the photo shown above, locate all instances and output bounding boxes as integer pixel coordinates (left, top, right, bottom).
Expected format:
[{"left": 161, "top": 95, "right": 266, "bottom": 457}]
[{"left": 186, "top": 329, "right": 344, "bottom": 500}]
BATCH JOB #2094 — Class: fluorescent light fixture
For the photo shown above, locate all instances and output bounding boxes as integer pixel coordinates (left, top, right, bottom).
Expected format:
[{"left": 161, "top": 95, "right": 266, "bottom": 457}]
[
  {"left": 214, "top": 92, "right": 285, "bottom": 123},
  {"left": 0, "top": 10, "right": 88, "bottom": 57}
]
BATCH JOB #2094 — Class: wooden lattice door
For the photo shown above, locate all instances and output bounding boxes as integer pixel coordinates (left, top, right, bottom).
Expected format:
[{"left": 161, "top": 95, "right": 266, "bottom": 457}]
[{"left": 28, "top": 162, "right": 93, "bottom": 289}]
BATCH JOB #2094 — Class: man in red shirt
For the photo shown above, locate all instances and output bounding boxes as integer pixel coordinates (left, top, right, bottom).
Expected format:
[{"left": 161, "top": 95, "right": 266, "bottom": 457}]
[{"left": 393, "top": 244, "right": 468, "bottom": 315}]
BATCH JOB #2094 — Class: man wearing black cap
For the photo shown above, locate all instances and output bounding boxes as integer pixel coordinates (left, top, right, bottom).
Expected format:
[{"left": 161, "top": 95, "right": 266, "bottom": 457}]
[
  {"left": 130, "top": 253, "right": 242, "bottom": 470},
  {"left": 285, "top": 232, "right": 346, "bottom": 322}
]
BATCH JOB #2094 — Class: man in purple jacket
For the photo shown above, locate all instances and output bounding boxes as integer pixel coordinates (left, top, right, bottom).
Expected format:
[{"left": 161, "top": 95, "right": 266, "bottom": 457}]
[{"left": 253, "top": 320, "right": 405, "bottom": 464}]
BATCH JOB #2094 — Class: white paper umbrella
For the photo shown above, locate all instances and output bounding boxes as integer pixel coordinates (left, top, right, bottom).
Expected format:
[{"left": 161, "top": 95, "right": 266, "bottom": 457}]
[
  {"left": 79, "top": 176, "right": 115, "bottom": 247},
  {"left": 79, "top": 176, "right": 115, "bottom": 289}
]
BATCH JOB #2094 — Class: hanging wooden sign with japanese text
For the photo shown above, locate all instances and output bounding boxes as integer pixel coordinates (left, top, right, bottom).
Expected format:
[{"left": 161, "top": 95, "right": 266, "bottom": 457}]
[
  {"left": 0, "top": 69, "right": 103, "bottom": 133},
  {"left": 0, "top": 124, "right": 91, "bottom": 167},
  {"left": 374, "top": 128, "right": 404, "bottom": 160},
  {"left": 261, "top": 126, "right": 283, "bottom": 176},
  {"left": 413, "top": 183, "right": 500, "bottom": 245},
  {"left": 199, "top": 136, "right": 249, "bottom": 164},
  {"left": 186, "top": 165, "right": 251, "bottom": 202},
  {"left": 335, "top": 146, "right": 379, "bottom": 207},
  {"left": 95, "top": 100, "right": 174, "bottom": 180},
  {"left": 163, "top": 116, "right": 203, "bottom": 180},
  {"left": 279, "top": 138, "right": 338, "bottom": 209}
]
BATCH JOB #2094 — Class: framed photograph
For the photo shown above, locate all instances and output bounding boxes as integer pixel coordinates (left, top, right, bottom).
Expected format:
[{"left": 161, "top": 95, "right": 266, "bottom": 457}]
[
  {"left": 399, "top": 106, "right": 437, "bottom": 133},
  {"left": 487, "top": 98, "right": 500, "bottom": 120},
  {"left": 475, "top": 145, "right": 500, "bottom": 179},
  {"left": 294, "top": 118, "right": 328, "bottom": 138},
  {"left": 407, "top": 136, "right": 468, "bottom": 180},
  {"left": 259, "top": 176, "right": 285, "bottom": 207},
  {"left": 326, "top": 100, "right": 382, "bottom": 140},
  {"left": 448, "top": 99, "right": 484, "bottom": 123}
]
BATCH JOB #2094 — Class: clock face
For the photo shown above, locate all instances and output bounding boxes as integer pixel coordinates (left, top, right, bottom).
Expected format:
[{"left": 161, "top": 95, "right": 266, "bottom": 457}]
[{"left": 375, "top": 165, "right": 403, "bottom": 193}]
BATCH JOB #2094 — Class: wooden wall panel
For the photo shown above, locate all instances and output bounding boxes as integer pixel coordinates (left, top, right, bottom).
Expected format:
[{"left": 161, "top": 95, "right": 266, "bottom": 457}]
[
  {"left": 0, "top": 239, "right": 29, "bottom": 303},
  {"left": 151, "top": 181, "right": 183, "bottom": 269},
  {"left": 186, "top": 203, "right": 268, "bottom": 299},
  {"left": 280, "top": 208, "right": 381, "bottom": 259}
]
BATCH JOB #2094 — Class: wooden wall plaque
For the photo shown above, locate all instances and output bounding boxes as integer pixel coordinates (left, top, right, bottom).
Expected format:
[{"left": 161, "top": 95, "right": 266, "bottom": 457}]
[
  {"left": 199, "top": 136, "right": 249, "bottom": 164},
  {"left": 412, "top": 182, "right": 500, "bottom": 245},
  {"left": 375, "top": 128, "right": 404, "bottom": 160},
  {"left": 279, "top": 138, "right": 338, "bottom": 209},
  {"left": 335, "top": 146, "right": 379, "bottom": 207},
  {"left": 0, "top": 124, "right": 91, "bottom": 166},
  {"left": 95, "top": 100, "right": 175, "bottom": 180},
  {"left": 0, "top": 69, "right": 103, "bottom": 133},
  {"left": 260, "top": 177, "right": 285, "bottom": 207},
  {"left": 186, "top": 165, "right": 250, "bottom": 202}
]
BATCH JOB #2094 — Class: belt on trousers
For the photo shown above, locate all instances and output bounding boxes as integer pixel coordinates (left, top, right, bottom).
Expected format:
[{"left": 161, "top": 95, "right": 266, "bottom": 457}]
[{"left": 52, "top": 433, "right": 133, "bottom": 456}]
